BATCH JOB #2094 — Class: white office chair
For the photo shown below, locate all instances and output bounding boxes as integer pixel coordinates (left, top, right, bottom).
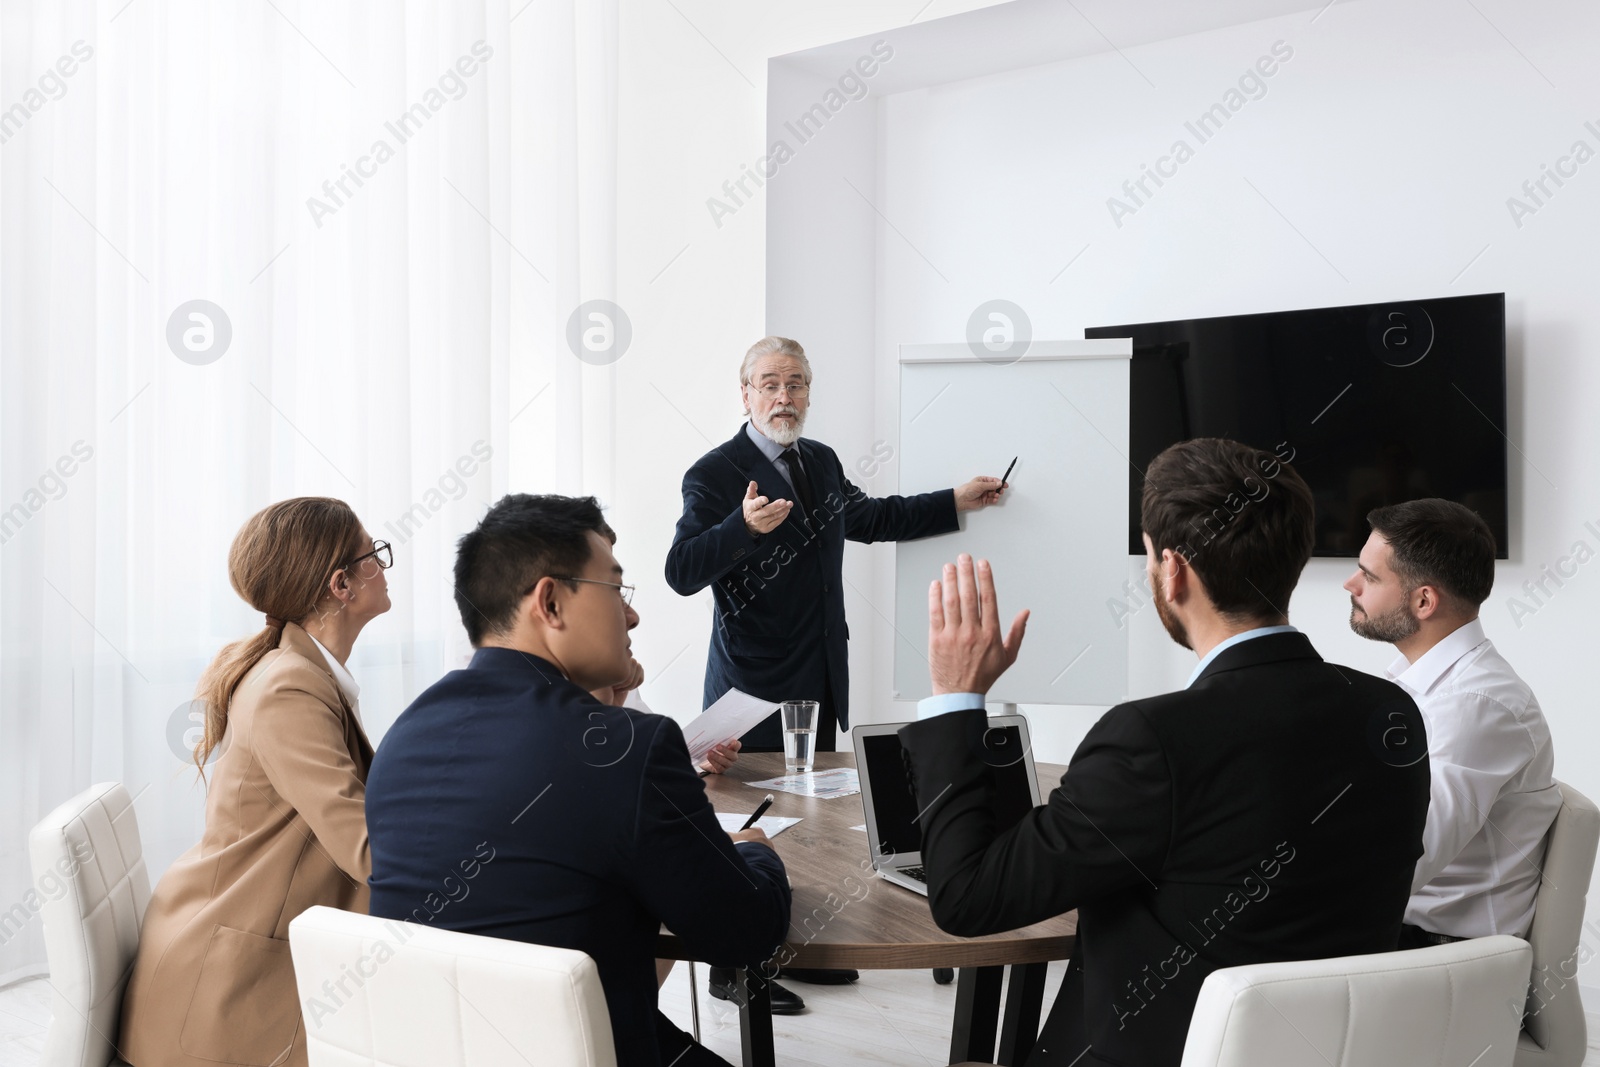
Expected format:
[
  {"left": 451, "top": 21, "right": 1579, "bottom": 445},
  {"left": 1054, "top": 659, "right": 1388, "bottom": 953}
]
[
  {"left": 1180, "top": 935, "right": 1533, "bottom": 1067},
  {"left": 1516, "top": 780, "right": 1600, "bottom": 1067},
  {"left": 288, "top": 905, "right": 617, "bottom": 1067},
  {"left": 28, "top": 781, "right": 149, "bottom": 1067}
]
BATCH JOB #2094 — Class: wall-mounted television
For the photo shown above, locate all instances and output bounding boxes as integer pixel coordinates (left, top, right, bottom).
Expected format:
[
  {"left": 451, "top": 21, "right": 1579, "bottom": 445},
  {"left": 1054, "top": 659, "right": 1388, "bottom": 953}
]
[{"left": 1086, "top": 293, "right": 1508, "bottom": 558}]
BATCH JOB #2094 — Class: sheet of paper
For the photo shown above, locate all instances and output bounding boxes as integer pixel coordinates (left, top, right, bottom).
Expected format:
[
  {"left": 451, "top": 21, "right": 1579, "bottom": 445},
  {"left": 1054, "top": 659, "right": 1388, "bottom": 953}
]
[
  {"left": 714, "top": 812, "right": 802, "bottom": 838},
  {"left": 681, "top": 688, "right": 780, "bottom": 766},
  {"left": 747, "top": 767, "right": 861, "bottom": 799}
]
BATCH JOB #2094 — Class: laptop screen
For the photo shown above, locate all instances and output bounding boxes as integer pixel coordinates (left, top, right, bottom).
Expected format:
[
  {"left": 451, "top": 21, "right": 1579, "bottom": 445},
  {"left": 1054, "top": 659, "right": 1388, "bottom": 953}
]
[{"left": 860, "top": 724, "right": 1037, "bottom": 860}]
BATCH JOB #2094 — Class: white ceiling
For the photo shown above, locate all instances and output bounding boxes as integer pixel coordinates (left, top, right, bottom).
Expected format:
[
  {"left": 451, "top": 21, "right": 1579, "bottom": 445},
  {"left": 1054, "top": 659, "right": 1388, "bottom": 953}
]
[{"left": 771, "top": 0, "right": 1329, "bottom": 92}]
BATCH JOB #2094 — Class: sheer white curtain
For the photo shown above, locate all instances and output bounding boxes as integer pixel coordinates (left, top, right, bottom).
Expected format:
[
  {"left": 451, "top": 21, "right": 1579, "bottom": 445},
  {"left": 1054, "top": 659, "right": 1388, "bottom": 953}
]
[{"left": 0, "top": 0, "right": 620, "bottom": 983}]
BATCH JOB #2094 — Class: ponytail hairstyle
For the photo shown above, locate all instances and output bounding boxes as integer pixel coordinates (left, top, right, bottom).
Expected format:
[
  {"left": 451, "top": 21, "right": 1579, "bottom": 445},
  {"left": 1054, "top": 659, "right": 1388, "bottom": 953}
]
[{"left": 192, "top": 497, "right": 370, "bottom": 772}]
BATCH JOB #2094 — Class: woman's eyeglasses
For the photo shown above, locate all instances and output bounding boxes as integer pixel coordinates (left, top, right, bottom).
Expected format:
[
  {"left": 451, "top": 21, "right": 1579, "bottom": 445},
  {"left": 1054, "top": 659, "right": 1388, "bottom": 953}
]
[{"left": 342, "top": 540, "right": 393, "bottom": 579}]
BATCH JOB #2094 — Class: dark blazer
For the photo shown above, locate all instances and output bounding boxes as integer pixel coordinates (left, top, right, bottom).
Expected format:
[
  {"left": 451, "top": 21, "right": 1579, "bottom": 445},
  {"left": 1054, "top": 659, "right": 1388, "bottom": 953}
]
[
  {"left": 365, "top": 648, "right": 792, "bottom": 1067},
  {"left": 665, "top": 424, "right": 958, "bottom": 733},
  {"left": 899, "top": 632, "right": 1431, "bottom": 1067}
]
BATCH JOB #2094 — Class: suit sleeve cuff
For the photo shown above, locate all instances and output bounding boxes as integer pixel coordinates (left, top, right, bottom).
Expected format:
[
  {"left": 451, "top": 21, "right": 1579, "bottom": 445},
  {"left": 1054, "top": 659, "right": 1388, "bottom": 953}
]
[{"left": 918, "top": 692, "right": 984, "bottom": 720}]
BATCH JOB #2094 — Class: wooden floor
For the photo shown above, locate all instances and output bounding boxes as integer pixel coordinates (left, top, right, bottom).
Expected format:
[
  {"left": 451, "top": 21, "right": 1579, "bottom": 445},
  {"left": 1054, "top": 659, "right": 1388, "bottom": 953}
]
[{"left": 4, "top": 967, "right": 1600, "bottom": 1066}]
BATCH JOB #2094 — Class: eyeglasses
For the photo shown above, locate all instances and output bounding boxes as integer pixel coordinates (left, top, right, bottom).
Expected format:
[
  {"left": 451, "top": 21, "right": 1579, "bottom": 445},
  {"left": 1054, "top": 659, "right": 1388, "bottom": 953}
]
[
  {"left": 546, "top": 576, "right": 636, "bottom": 606},
  {"left": 342, "top": 540, "right": 393, "bottom": 579},
  {"left": 748, "top": 381, "right": 810, "bottom": 398}
]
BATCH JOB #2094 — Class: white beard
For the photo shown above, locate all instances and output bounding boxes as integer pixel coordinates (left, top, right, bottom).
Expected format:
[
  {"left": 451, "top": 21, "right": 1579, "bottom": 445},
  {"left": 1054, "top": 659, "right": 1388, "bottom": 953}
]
[{"left": 756, "top": 406, "right": 804, "bottom": 446}]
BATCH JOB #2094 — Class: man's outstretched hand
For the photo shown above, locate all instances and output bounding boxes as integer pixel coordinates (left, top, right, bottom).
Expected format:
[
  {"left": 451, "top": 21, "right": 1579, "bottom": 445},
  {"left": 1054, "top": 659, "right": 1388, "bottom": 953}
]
[
  {"left": 743, "top": 480, "right": 794, "bottom": 536},
  {"left": 928, "top": 554, "right": 1029, "bottom": 696}
]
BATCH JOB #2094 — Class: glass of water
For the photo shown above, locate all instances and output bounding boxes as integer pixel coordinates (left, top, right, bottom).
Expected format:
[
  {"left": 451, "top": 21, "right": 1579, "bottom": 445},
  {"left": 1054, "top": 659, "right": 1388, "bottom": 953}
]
[{"left": 781, "top": 700, "right": 819, "bottom": 774}]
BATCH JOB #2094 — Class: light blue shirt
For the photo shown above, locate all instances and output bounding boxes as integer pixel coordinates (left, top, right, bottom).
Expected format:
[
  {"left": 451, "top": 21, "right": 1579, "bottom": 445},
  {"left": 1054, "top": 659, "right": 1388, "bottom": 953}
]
[
  {"left": 917, "top": 690, "right": 988, "bottom": 719},
  {"left": 1184, "top": 625, "right": 1297, "bottom": 687},
  {"left": 916, "top": 625, "right": 1299, "bottom": 720},
  {"left": 745, "top": 421, "right": 806, "bottom": 494}
]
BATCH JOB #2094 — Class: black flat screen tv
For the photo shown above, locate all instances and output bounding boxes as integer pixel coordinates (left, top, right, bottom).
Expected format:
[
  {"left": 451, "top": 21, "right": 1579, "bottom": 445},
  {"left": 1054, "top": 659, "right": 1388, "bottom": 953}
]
[{"left": 1086, "top": 293, "right": 1508, "bottom": 558}]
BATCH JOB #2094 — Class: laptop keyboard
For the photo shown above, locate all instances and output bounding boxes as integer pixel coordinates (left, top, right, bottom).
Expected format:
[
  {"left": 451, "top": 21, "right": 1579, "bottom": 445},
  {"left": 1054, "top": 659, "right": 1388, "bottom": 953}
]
[{"left": 898, "top": 865, "right": 927, "bottom": 883}]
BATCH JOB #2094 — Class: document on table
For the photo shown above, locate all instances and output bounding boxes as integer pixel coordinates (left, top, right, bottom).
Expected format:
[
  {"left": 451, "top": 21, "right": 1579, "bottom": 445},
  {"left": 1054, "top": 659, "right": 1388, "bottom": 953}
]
[
  {"left": 747, "top": 767, "right": 861, "bottom": 799},
  {"left": 714, "top": 812, "right": 802, "bottom": 837},
  {"left": 681, "top": 688, "right": 780, "bottom": 766}
]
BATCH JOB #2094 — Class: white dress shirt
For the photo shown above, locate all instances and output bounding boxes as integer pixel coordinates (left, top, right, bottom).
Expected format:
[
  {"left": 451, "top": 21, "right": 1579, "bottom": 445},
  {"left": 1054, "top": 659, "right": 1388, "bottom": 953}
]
[
  {"left": 307, "top": 632, "right": 362, "bottom": 725},
  {"left": 1392, "top": 617, "right": 1559, "bottom": 938}
]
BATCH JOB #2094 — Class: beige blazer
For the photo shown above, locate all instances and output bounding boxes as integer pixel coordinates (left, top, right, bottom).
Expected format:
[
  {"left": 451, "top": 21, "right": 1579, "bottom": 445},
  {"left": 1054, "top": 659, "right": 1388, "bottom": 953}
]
[{"left": 120, "top": 622, "right": 373, "bottom": 1067}]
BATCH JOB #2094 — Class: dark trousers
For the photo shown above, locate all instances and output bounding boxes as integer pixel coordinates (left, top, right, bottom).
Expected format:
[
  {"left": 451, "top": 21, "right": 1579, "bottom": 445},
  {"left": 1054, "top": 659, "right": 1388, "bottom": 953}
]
[{"left": 657, "top": 1010, "right": 734, "bottom": 1066}]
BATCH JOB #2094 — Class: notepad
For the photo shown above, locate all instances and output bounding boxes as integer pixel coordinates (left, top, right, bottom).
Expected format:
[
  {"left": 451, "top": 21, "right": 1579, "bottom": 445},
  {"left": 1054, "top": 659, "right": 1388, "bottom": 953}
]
[{"left": 714, "top": 812, "right": 802, "bottom": 837}]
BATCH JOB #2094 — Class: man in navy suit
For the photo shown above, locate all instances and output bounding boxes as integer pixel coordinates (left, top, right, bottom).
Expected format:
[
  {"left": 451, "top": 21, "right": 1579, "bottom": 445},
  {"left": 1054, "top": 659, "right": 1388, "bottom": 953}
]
[
  {"left": 666, "top": 335, "right": 1004, "bottom": 754},
  {"left": 366, "top": 494, "right": 791, "bottom": 1067},
  {"left": 666, "top": 335, "right": 1002, "bottom": 1004}
]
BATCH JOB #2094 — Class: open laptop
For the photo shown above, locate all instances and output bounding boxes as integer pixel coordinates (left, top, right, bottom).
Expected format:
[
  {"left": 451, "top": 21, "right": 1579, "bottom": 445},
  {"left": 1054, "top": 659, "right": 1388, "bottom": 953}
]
[{"left": 852, "top": 715, "right": 1043, "bottom": 896}]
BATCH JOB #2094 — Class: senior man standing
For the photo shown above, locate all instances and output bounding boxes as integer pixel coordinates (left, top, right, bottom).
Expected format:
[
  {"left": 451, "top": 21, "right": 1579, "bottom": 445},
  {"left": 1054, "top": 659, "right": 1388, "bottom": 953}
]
[{"left": 666, "top": 335, "right": 1003, "bottom": 1008}]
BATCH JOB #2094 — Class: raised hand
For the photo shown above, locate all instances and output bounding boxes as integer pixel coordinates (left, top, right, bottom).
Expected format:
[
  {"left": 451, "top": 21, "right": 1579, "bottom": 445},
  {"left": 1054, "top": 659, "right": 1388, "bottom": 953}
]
[{"left": 928, "top": 554, "right": 1029, "bottom": 696}]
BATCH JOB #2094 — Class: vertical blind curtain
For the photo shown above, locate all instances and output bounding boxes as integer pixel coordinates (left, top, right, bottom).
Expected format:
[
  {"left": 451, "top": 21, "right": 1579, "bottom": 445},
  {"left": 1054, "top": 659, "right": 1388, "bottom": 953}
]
[{"left": 0, "top": 0, "right": 620, "bottom": 984}]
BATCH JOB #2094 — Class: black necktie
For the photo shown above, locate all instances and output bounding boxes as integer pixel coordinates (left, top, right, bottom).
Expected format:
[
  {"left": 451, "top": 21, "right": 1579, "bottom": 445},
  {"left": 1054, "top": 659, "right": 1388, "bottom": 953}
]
[{"left": 776, "top": 448, "right": 815, "bottom": 519}]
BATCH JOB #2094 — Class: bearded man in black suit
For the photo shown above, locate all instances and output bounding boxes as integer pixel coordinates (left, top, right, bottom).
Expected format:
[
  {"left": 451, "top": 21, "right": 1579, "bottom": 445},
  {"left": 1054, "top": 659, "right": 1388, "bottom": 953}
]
[{"left": 900, "top": 437, "right": 1431, "bottom": 1067}]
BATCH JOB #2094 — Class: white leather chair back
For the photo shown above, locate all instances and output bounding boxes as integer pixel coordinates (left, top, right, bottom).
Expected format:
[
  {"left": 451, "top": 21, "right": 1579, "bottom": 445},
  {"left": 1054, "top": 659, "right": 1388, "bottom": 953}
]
[
  {"left": 1516, "top": 780, "right": 1600, "bottom": 1067},
  {"left": 288, "top": 905, "right": 617, "bottom": 1067},
  {"left": 28, "top": 781, "right": 149, "bottom": 1067},
  {"left": 1181, "top": 935, "right": 1532, "bottom": 1067}
]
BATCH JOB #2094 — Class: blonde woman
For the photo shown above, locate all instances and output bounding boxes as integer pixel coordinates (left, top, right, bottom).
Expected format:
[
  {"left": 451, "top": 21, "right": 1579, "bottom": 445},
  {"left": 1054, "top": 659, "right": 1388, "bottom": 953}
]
[{"left": 120, "top": 498, "right": 392, "bottom": 1067}]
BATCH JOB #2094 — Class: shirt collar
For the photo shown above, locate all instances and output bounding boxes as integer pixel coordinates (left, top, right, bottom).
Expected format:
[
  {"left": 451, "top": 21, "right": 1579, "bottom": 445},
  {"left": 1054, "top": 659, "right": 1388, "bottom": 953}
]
[
  {"left": 306, "top": 632, "right": 361, "bottom": 719},
  {"left": 1186, "top": 625, "right": 1299, "bottom": 688},
  {"left": 1386, "top": 616, "right": 1488, "bottom": 696},
  {"left": 744, "top": 420, "right": 797, "bottom": 465}
]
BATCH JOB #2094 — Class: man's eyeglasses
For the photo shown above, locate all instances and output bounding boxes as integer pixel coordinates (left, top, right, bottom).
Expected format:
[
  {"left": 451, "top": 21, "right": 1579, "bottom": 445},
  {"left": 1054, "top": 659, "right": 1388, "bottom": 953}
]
[
  {"left": 342, "top": 540, "right": 393, "bottom": 580},
  {"left": 749, "top": 381, "right": 810, "bottom": 398},
  {"left": 546, "top": 576, "right": 636, "bottom": 606}
]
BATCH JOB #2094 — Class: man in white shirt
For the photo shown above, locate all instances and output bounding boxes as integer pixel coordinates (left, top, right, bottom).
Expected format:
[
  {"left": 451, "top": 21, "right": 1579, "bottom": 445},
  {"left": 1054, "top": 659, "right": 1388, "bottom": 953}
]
[{"left": 1345, "top": 498, "right": 1560, "bottom": 946}]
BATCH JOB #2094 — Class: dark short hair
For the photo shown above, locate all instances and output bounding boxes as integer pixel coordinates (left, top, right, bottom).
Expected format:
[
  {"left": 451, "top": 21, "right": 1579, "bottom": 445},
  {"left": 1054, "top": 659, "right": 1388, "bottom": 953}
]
[
  {"left": 454, "top": 494, "right": 617, "bottom": 645},
  {"left": 1141, "top": 438, "right": 1315, "bottom": 621},
  {"left": 1366, "top": 498, "right": 1496, "bottom": 606}
]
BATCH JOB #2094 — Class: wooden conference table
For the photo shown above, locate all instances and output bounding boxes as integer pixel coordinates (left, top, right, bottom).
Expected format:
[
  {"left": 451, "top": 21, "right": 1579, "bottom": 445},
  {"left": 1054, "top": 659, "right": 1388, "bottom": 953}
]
[{"left": 656, "top": 752, "right": 1077, "bottom": 1067}]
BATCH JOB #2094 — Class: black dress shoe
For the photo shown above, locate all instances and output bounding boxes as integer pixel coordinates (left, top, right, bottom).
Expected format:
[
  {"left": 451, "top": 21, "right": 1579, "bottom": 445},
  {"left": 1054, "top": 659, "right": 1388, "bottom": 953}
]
[
  {"left": 777, "top": 966, "right": 859, "bottom": 985},
  {"left": 707, "top": 966, "right": 807, "bottom": 1014}
]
